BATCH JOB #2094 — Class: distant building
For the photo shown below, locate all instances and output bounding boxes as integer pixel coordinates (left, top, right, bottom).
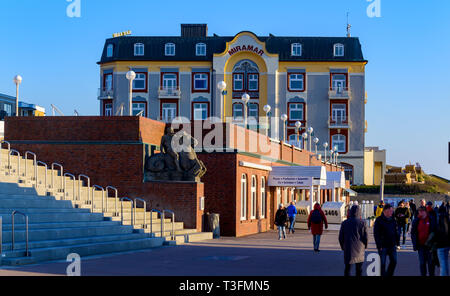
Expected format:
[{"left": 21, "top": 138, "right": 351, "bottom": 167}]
[
  {"left": 364, "top": 146, "right": 386, "bottom": 185},
  {"left": 18, "top": 102, "right": 46, "bottom": 117}
]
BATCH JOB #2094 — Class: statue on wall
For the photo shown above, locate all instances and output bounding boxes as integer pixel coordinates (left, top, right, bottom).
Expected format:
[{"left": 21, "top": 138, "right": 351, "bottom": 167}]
[{"left": 145, "top": 125, "right": 207, "bottom": 182}]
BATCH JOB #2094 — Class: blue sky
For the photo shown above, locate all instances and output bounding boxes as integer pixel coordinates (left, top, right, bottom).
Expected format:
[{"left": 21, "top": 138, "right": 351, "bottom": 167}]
[{"left": 0, "top": 0, "right": 449, "bottom": 178}]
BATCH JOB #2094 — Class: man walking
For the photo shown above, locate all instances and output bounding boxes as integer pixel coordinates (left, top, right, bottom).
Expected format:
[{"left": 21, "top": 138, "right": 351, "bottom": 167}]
[
  {"left": 286, "top": 201, "right": 298, "bottom": 234},
  {"left": 275, "top": 203, "right": 288, "bottom": 240},
  {"left": 411, "top": 206, "right": 437, "bottom": 276},
  {"left": 409, "top": 199, "right": 417, "bottom": 221},
  {"left": 339, "top": 205, "right": 368, "bottom": 276},
  {"left": 374, "top": 204, "right": 399, "bottom": 276},
  {"left": 435, "top": 204, "right": 450, "bottom": 276},
  {"left": 394, "top": 201, "right": 411, "bottom": 248}
]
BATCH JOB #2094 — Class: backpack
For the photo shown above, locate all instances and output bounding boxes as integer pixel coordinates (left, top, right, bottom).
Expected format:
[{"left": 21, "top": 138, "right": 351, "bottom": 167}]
[{"left": 310, "top": 210, "right": 322, "bottom": 224}]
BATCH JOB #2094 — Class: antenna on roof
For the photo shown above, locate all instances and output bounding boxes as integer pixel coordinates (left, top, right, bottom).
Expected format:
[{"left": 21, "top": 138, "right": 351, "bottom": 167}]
[
  {"left": 74, "top": 110, "right": 79, "bottom": 116},
  {"left": 346, "top": 11, "right": 352, "bottom": 37}
]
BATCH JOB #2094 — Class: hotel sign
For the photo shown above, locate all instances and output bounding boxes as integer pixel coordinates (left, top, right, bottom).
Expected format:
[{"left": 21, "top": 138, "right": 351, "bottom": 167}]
[
  {"left": 113, "top": 30, "right": 132, "bottom": 38},
  {"left": 268, "top": 176, "right": 313, "bottom": 187},
  {"left": 228, "top": 45, "right": 264, "bottom": 56}
]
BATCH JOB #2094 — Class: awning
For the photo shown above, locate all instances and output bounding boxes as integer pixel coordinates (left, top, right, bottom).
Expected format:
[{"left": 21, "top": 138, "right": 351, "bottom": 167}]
[
  {"left": 344, "top": 188, "right": 358, "bottom": 196},
  {"left": 268, "top": 166, "right": 327, "bottom": 187}
]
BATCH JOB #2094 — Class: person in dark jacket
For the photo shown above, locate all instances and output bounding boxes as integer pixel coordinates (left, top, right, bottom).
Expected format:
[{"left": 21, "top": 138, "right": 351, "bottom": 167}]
[
  {"left": 409, "top": 199, "right": 417, "bottom": 220},
  {"left": 411, "top": 206, "right": 437, "bottom": 276},
  {"left": 286, "top": 201, "right": 298, "bottom": 234},
  {"left": 394, "top": 201, "right": 411, "bottom": 248},
  {"left": 435, "top": 204, "right": 450, "bottom": 276},
  {"left": 339, "top": 205, "right": 368, "bottom": 276},
  {"left": 275, "top": 203, "right": 288, "bottom": 240},
  {"left": 374, "top": 203, "right": 399, "bottom": 276},
  {"left": 307, "top": 203, "right": 328, "bottom": 253}
]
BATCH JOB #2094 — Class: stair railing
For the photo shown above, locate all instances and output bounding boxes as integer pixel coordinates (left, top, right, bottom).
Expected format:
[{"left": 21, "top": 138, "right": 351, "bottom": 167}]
[
  {"left": 0, "top": 140, "right": 11, "bottom": 173},
  {"left": 24, "top": 151, "right": 38, "bottom": 187},
  {"left": 134, "top": 198, "right": 147, "bottom": 228},
  {"left": 120, "top": 197, "right": 134, "bottom": 227},
  {"left": 0, "top": 217, "right": 2, "bottom": 256},
  {"left": 63, "top": 173, "right": 76, "bottom": 201},
  {"left": 106, "top": 186, "right": 119, "bottom": 217},
  {"left": 149, "top": 209, "right": 164, "bottom": 238},
  {"left": 11, "top": 210, "right": 29, "bottom": 257},
  {"left": 92, "top": 185, "right": 105, "bottom": 213},
  {"left": 9, "top": 149, "right": 21, "bottom": 181},
  {"left": 78, "top": 174, "right": 90, "bottom": 204},
  {"left": 36, "top": 161, "right": 48, "bottom": 191},
  {"left": 51, "top": 163, "right": 64, "bottom": 193},
  {"left": 163, "top": 210, "right": 176, "bottom": 241}
]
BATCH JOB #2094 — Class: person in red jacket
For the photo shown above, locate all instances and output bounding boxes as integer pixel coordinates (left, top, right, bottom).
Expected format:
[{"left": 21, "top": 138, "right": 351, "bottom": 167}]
[{"left": 307, "top": 203, "right": 328, "bottom": 253}]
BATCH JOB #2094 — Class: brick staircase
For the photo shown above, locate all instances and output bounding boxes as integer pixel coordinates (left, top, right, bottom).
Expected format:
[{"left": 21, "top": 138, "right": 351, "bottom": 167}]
[{"left": 0, "top": 142, "right": 212, "bottom": 266}]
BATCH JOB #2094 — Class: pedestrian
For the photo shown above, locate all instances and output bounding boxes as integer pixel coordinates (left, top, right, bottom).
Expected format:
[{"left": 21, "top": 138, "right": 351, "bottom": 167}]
[
  {"left": 339, "top": 205, "right": 368, "bottom": 276},
  {"left": 307, "top": 203, "right": 328, "bottom": 253},
  {"left": 435, "top": 204, "right": 450, "bottom": 276},
  {"left": 409, "top": 199, "right": 417, "bottom": 222},
  {"left": 411, "top": 206, "right": 437, "bottom": 276},
  {"left": 375, "top": 201, "right": 385, "bottom": 218},
  {"left": 426, "top": 201, "right": 438, "bottom": 224},
  {"left": 394, "top": 200, "right": 411, "bottom": 248},
  {"left": 274, "top": 203, "right": 288, "bottom": 240},
  {"left": 374, "top": 204, "right": 399, "bottom": 276},
  {"left": 405, "top": 202, "right": 412, "bottom": 233},
  {"left": 286, "top": 201, "right": 298, "bottom": 234}
]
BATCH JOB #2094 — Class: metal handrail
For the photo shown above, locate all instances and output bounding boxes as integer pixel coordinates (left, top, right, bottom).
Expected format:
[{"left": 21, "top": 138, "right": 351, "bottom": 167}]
[
  {"left": 11, "top": 210, "right": 29, "bottom": 257},
  {"left": 63, "top": 173, "right": 76, "bottom": 201},
  {"left": 163, "top": 210, "right": 176, "bottom": 241},
  {"left": 78, "top": 174, "right": 90, "bottom": 204},
  {"left": 0, "top": 140, "right": 11, "bottom": 173},
  {"left": 134, "top": 198, "right": 147, "bottom": 228},
  {"left": 9, "top": 149, "right": 21, "bottom": 180},
  {"left": 149, "top": 209, "right": 164, "bottom": 238},
  {"left": 36, "top": 161, "right": 48, "bottom": 190},
  {"left": 24, "top": 151, "right": 38, "bottom": 187},
  {"left": 92, "top": 185, "right": 105, "bottom": 213},
  {"left": 120, "top": 197, "right": 134, "bottom": 226},
  {"left": 0, "top": 216, "right": 2, "bottom": 256},
  {"left": 51, "top": 163, "right": 64, "bottom": 193},
  {"left": 106, "top": 186, "right": 119, "bottom": 216}
]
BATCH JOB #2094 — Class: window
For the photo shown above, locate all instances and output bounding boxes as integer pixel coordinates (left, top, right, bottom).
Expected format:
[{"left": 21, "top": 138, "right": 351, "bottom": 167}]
[
  {"left": 3, "top": 104, "right": 12, "bottom": 116},
  {"left": 233, "top": 74, "right": 243, "bottom": 91},
  {"left": 134, "top": 43, "right": 144, "bottom": 56},
  {"left": 331, "top": 73, "right": 347, "bottom": 90},
  {"left": 133, "top": 73, "right": 147, "bottom": 91},
  {"left": 248, "top": 74, "right": 258, "bottom": 91},
  {"left": 132, "top": 102, "right": 146, "bottom": 116},
  {"left": 104, "top": 103, "right": 112, "bottom": 116},
  {"left": 193, "top": 73, "right": 208, "bottom": 91},
  {"left": 332, "top": 134, "right": 346, "bottom": 153},
  {"left": 342, "top": 163, "right": 354, "bottom": 185},
  {"left": 260, "top": 177, "right": 266, "bottom": 218},
  {"left": 332, "top": 104, "right": 347, "bottom": 123},
  {"left": 233, "top": 103, "right": 243, "bottom": 120},
  {"left": 106, "top": 44, "right": 114, "bottom": 57},
  {"left": 241, "top": 174, "right": 247, "bottom": 220},
  {"left": 251, "top": 176, "right": 257, "bottom": 219},
  {"left": 288, "top": 134, "right": 299, "bottom": 146},
  {"left": 334, "top": 44, "right": 344, "bottom": 57},
  {"left": 291, "top": 43, "right": 302, "bottom": 56},
  {"left": 165, "top": 43, "right": 175, "bottom": 56},
  {"left": 248, "top": 103, "right": 259, "bottom": 120},
  {"left": 196, "top": 43, "right": 206, "bottom": 56},
  {"left": 161, "top": 102, "right": 177, "bottom": 123},
  {"left": 288, "top": 103, "right": 304, "bottom": 121},
  {"left": 104, "top": 73, "right": 113, "bottom": 91},
  {"left": 193, "top": 103, "right": 208, "bottom": 120},
  {"left": 162, "top": 73, "right": 177, "bottom": 90},
  {"left": 288, "top": 73, "right": 305, "bottom": 91}
]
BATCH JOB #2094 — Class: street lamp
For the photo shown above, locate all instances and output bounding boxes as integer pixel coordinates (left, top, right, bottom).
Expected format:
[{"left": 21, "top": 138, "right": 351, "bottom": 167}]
[
  {"left": 217, "top": 81, "right": 227, "bottom": 122},
  {"left": 333, "top": 145, "right": 338, "bottom": 164},
  {"left": 302, "top": 132, "right": 308, "bottom": 150},
  {"left": 241, "top": 93, "right": 250, "bottom": 128},
  {"left": 280, "top": 114, "right": 288, "bottom": 142},
  {"left": 263, "top": 104, "right": 271, "bottom": 137},
  {"left": 126, "top": 70, "right": 136, "bottom": 116},
  {"left": 313, "top": 137, "right": 319, "bottom": 155},
  {"left": 307, "top": 127, "right": 314, "bottom": 152},
  {"left": 335, "top": 152, "right": 340, "bottom": 165},
  {"left": 295, "top": 121, "right": 302, "bottom": 147},
  {"left": 13, "top": 75, "right": 22, "bottom": 117},
  {"left": 323, "top": 142, "right": 329, "bottom": 163},
  {"left": 330, "top": 149, "right": 334, "bottom": 163}
]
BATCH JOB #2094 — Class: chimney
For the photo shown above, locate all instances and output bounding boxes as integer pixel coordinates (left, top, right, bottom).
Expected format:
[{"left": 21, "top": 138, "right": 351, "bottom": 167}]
[{"left": 181, "top": 24, "right": 208, "bottom": 37}]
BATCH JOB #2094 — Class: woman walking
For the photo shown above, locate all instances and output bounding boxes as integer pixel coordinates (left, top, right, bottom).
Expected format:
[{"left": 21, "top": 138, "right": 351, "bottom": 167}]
[
  {"left": 275, "top": 203, "right": 288, "bottom": 240},
  {"left": 307, "top": 203, "right": 328, "bottom": 253}
]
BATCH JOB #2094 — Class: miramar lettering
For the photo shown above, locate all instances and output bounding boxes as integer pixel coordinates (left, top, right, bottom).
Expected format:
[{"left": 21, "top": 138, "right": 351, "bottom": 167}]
[{"left": 228, "top": 45, "right": 264, "bottom": 56}]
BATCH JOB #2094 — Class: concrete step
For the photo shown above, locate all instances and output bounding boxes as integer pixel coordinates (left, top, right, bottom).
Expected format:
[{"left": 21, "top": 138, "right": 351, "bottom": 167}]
[
  {"left": 0, "top": 198, "right": 73, "bottom": 209},
  {"left": 0, "top": 183, "right": 39, "bottom": 195},
  {"left": 0, "top": 212, "right": 106, "bottom": 224},
  {"left": 1, "top": 220, "right": 122, "bottom": 231},
  {"left": 0, "top": 194, "right": 57, "bottom": 201},
  {"left": 0, "top": 208, "right": 90, "bottom": 215}
]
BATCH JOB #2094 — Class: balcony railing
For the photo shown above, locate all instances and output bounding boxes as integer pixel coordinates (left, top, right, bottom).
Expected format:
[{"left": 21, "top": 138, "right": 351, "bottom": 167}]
[
  {"left": 328, "top": 87, "right": 351, "bottom": 99},
  {"left": 158, "top": 87, "right": 181, "bottom": 98},
  {"left": 328, "top": 118, "right": 351, "bottom": 128},
  {"left": 98, "top": 88, "right": 114, "bottom": 99}
]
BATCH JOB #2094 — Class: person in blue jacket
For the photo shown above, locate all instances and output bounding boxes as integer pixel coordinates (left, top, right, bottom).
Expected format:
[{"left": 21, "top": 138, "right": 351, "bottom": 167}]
[{"left": 287, "top": 201, "right": 298, "bottom": 234}]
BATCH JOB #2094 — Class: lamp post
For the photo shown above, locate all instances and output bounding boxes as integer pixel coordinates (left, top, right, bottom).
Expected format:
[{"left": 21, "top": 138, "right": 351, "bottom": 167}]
[
  {"left": 323, "top": 142, "right": 329, "bottom": 163},
  {"left": 217, "top": 81, "right": 227, "bottom": 122},
  {"left": 330, "top": 149, "right": 334, "bottom": 163},
  {"left": 307, "top": 127, "right": 314, "bottom": 152},
  {"left": 336, "top": 152, "right": 340, "bottom": 165},
  {"left": 241, "top": 93, "right": 250, "bottom": 128},
  {"left": 295, "top": 121, "right": 302, "bottom": 148},
  {"left": 302, "top": 132, "right": 308, "bottom": 150},
  {"left": 333, "top": 146, "right": 338, "bottom": 164},
  {"left": 13, "top": 75, "right": 22, "bottom": 117},
  {"left": 280, "top": 114, "right": 288, "bottom": 142},
  {"left": 263, "top": 104, "right": 271, "bottom": 137},
  {"left": 126, "top": 71, "right": 136, "bottom": 116},
  {"left": 313, "top": 137, "right": 319, "bottom": 155}
]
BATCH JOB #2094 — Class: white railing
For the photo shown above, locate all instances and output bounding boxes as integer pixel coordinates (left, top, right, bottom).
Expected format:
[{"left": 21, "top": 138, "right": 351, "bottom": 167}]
[
  {"left": 329, "top": 87, "right": 351, "bottom": 98},
  {"left": 9, "top": 150, "right": 21, "bottom": 180},
  {"left": 51, "top": 163, "right": 64, "bottom": 193},
  {"left": 92, "top": 185, "right": 105, "bottom": 213},
  {"left": 0, "top": 140, "right": 11, "bottom": 172},
  {"left": 106, "top": 186, "right": 119, "bottom": 216},
  {"left": 63, "top": 173, "right": 76, "bottom": 201},
  {"left": 134, "top": 198, "right": 147, "bottom": 228},
  {"left": 24, "top": 151, "right": 37, "bottom": 187},
  {"left": 98, "top": 88, "right": 114, "bottom": 98},
  {"left": 121, "top": 197, "right": 134, "bottom": 227},
  {"left": 36, "top": 161, "right": 48, "bottom": 190},
  {"left": 158, "top": 87, "right": 181, "bottom": 98},
  {"left": 78, "top": 174, "right": 90, "bottom": 204}
]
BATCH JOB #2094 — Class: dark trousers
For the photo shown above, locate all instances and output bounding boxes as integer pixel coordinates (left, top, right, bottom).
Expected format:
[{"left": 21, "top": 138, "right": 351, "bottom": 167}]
[
  {"left": 418, "top": 246, "right": 435, "bottom": 276},
  {"left": 380, "top": 247, "right": 397, "bottom": 276},
  {"left": 398, "top": 224, "right": 407, "bottom": 245},
  {"left": 344, "top": 262, "right": 363, "bottom": 276}
]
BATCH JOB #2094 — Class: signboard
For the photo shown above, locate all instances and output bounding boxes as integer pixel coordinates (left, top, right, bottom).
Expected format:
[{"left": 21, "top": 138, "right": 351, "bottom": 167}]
[
  {"left": 268, "top": 176, "right": 312, "bottom": 187},
  {"left": 113, "top": 30, "right": 131, "bottom": 38},
  {"left": 228, "top": 45, "right": 264, "bottom": 56}
]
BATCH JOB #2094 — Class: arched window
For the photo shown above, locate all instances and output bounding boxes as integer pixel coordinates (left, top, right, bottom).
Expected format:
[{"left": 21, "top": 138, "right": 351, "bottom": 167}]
[
  {"left": 165, "top": 43, "right": 175, "bottom": 56},
  {"left": 251, "top": 176, "right": 257, "bottom": 219},
  {"left": 196, "top": 43, "right": 206, "bottom": 56},
  {"left": 134, "top": 43, "right": 144, "bottom": 56},
  {"left": 260, "top": 177, "right": 266, "bottom": 218},
  {"left": 106, "top": 44, "right": 114, "bottom": 57},
  {"left": 291, "top": 43, "right": 302, "bottom": 56},
  {"left": 240, "top": 174, "right": 247, "bottom": 220},
  {"left": 332, "top": 134, "right": 346, "bottom": 153},
  {"left": 334, "top": 43, "right": 344, "bottom": 57}
]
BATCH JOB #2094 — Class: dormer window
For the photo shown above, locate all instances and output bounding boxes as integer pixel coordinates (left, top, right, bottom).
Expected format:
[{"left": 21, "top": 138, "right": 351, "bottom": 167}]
[
  {"left": 291, "top": 43, "right": 302, "bottom": 56},
  {"left": 334, "top": 43, "right": 344, "bottom": 57},
  {"left": 165, "top": 43, "right": 175, "bottom": 56},
  {"left": 134, "top": 43, "right": 144, "bottom": 56},
  {"left": 196, "top": 43, "right": 206, "bottom": 56},
  {"left": 106, "top": 44, "right": 114, "bottom": 57}
]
